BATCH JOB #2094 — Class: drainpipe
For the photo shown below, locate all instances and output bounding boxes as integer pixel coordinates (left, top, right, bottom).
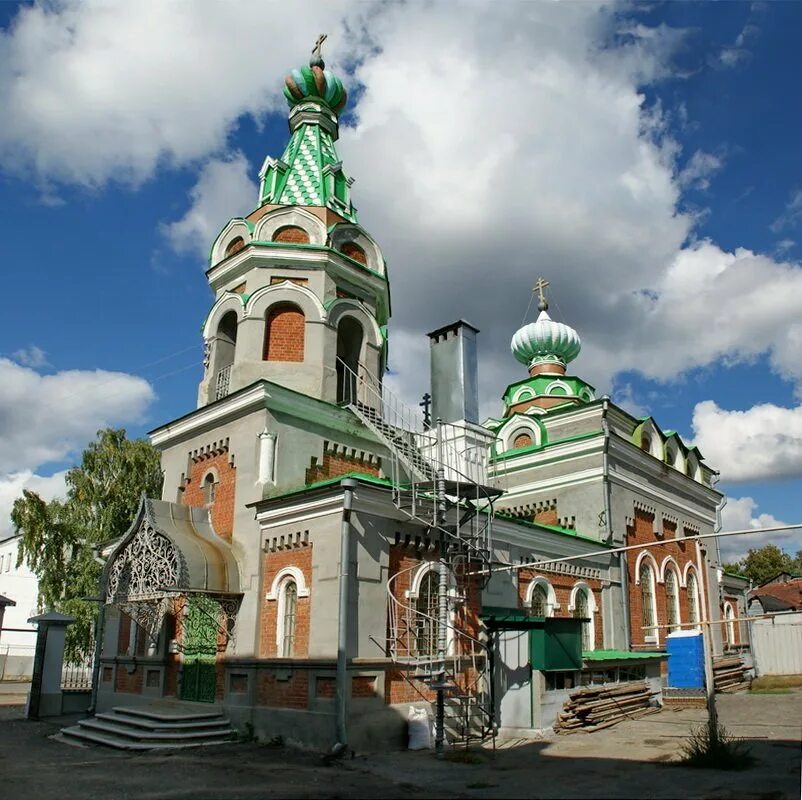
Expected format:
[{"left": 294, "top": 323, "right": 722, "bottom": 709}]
[
  {"left": 601, "top": 398, "right": 630, "bottom": 650},
  {"left": 333, "top": 478, "right": 357, "bottom": 756}
]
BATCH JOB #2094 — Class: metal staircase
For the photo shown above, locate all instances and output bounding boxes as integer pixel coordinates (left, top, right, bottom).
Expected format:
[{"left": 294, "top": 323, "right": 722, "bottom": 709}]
[{"left": 337, "top": 358, "right": 503, "bottom": 748}]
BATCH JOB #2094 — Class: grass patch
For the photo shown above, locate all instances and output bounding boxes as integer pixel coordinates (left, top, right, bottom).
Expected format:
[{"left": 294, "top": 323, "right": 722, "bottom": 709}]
[
  {"left": 750, "top": 675, "right": 802, "bottom": 691},
  {"left": 678, "top": 722, "right": 755, "bottom": 771},
  {"left": 445, "top": 750, "right": 485, "bottom": 765}
]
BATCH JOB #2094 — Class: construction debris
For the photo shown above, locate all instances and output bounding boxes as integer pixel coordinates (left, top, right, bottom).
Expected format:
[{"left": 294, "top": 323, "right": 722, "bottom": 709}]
[
  {"left": 554, "top": 681, "right": 660, "bottom": 734},
  {"left": 712, "top": 655, "right": 751, "bottom": 693}
]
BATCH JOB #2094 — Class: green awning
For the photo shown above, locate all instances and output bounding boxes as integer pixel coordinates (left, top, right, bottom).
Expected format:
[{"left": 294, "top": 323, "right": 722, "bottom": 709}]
[{"left": 582, "top": 649, "right": 667, "bottom": 661}]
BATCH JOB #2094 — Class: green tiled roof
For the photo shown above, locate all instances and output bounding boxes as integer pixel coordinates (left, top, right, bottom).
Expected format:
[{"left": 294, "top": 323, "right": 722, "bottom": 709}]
[
  {"left": 582, "top": 649, "right": 667, "bottom": 661},
  {"left": 259, "top": 122, "right": 357, "bottom": 222}
]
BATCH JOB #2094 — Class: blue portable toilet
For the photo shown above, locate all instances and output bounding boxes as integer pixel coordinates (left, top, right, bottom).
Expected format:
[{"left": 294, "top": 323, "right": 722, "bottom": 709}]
[{"left": 666, "top": 630, "right": 705, "bottom": 688}]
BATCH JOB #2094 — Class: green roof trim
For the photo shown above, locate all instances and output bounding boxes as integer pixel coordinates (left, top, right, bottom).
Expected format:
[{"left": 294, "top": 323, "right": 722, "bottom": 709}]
[
  {"left": 582, "top": 649, "right": 667, "bottom": 661},
  {"left": 494, "top": 510, "right": 605, "bottom": 547},
  {"left": 723, "top": 570, "right": 749, "bottom": 581},
  {"left": 502, "top": 373, "right": 596, "bottom": 407},
  {"left": 490, "top": 430, "right": 602, "bottom": 463},
  {"left": 261, "top": 471, "right": 395, "bottom": 504}
]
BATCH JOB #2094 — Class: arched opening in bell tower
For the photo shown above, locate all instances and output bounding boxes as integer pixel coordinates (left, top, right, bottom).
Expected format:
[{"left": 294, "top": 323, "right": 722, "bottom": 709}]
[
  {"left": 213, "top": 311, "right": 238, "bottom": 400},
  {"left": 336, "top": 317, "right": 364, "bottom": 405}
]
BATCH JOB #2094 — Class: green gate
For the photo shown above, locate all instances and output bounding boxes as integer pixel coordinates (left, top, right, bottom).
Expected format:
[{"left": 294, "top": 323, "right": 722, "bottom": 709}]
[{"left": 180, "top": 595, "right": 218, "bottom": 703}]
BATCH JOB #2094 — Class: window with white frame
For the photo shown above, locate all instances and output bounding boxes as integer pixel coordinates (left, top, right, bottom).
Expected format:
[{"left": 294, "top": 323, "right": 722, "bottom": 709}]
[
  {"left": 572, "top": 587, "right": 594, "bottom": 652},
  {"left": 687, "top": 572, "right": 701, "bottom": 630},
  {"left": 723, "top": 601, "right": 736, "bottom": 647},
  {"left": 414, "top": 569, "right": 440, "bottom": 656},
  {"left": 527, "top": 577, "right": 555, "bottom": 618},
  {"left": 665, "top": 569, "right": 681, "bottom": 633},
  {"left": 640, "top": 562, "right": 658, "bottom": 642},
  {"left": 280, "top": 580, "right": 298, "bottom": 657}
]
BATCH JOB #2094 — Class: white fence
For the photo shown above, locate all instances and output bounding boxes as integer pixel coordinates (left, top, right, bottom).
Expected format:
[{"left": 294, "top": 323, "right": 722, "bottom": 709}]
[{"left": 750, "top": 612, "right": 802, "bottom": 676}]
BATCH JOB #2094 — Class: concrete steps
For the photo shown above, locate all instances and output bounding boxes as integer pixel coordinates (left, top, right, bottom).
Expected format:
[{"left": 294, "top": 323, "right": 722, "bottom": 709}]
[{"left": 60, "top": 706, "right": 236, "bottom": 750}]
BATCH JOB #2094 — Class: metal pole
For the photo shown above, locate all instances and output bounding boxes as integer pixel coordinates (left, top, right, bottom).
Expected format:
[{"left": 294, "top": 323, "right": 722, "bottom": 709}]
[
  {"left": 434, "top": 419, "right": 448, "bottom": 757},
  {"left": 335, "top": 478, "right": 357, "bottom": 755},
  {"left": 695, "top": 538, "right": 719, "bottom": 743}
]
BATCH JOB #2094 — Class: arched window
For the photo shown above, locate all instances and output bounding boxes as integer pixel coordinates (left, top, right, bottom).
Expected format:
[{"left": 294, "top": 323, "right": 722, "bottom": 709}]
[
  {"left": 513, "top": 432, "right": 533, "bottom": 449},
  {"left": 530, "top": 584, "right": 549, "bottom": 617},
  {"left": 640, "top": 563, "right": 658, "bottom": 642},
  {"left": 336, "top": 317, "right": 364, "bottom": 404},
  {"left": 203, "top": 473, "right": 216, "bottom": 504},
  {"left": 414, "top": 570, "right": 439, "bottom": 656},
  {"left": 340, "top": 242, "right": 367, "bottom": 265},
  {"left": 723, "top": 602, "right": 736, "bottom": 647},
  {"left": 687, "top": 571, "right": 701, "bottom": 630},
  {"left": 665, "top": 569, "right": 681, "bottom": 633},
  {"left": 641, "top": 433, "right": 652, "bottom": 453},
  {"left": 264, "top": 304, "right": 305, "bottom": 362},
  {"left": 213, "top": 311, "right": 238, "bottom": 400},
  {"left": 272, "top": 225, "right": 310, "bottom": 244},
  {"left": 225, "top": 236, "right": 246, "bottom": 258},
  {"left": 572, "top": 588, "right": 593, "bottom": 652},
  {"left": 280, "top": 580, "right": 298, "bottom": 657}
]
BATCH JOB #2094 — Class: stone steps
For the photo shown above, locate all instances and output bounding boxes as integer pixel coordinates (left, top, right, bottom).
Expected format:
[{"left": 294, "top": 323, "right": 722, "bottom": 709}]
[{"left": 60, "top": 706, "right": 236, "bottom": 750}]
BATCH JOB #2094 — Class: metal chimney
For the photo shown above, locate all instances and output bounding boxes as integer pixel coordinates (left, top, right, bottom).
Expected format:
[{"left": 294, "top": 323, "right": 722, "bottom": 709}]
[{"left": 427, "top": 320, "right": 480, "bottom": 424}]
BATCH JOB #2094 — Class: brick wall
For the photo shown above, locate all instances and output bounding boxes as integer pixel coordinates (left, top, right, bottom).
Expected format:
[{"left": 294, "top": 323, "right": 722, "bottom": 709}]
[
  {"left": 512, "top": 433, "right": 533, "bottom": 449},
  {"left": 305, "top": 445, "right": 380, "bottom": 484},
  {"left": 272, "top": 226, "right": 310, "bottom": 244},
  {"left": 264, "top": 304, "right": 305, "bottom": 362},
  {"left": 517, "top": 568, "right": 604, "bottom": 650},
  {"left": 340, "top": 242, "right": 367, "bottom": 265},
  {"left": 180, "top": 449, "right": 237, "bottom": 541},
  {"left": 625, "top": 509, "right": 705, "bottom": 648},
  {"left": 115, "top": 666, "right": 143, "bottom": 694},
  {"left": 260, "top": 546, "right": 312, "bottom": 657},
  {"left": 256, "top": 670, "right": 309, "bottom": 708}
]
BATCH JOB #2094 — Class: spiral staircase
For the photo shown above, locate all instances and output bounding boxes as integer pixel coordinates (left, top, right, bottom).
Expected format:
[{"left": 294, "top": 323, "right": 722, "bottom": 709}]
[{"left": 338, "top": 359, "right": 503, "bottom": 745}]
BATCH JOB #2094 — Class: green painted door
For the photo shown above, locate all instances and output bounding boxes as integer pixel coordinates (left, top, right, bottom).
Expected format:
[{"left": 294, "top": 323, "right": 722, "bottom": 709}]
[{"left": 180, "top": 596, "right": 218, "bottom": 703}]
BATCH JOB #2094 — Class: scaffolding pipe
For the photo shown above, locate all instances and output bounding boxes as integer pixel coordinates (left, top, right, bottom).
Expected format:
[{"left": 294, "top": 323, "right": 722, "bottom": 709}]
[{"left": 434, "top": 418, "right": 448, "bottom": 757}]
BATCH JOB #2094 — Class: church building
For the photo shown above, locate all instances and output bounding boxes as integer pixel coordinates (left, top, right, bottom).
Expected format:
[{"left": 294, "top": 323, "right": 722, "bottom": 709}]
[{"left": 87, "top": 46, "right": 734, "bottom": 751}]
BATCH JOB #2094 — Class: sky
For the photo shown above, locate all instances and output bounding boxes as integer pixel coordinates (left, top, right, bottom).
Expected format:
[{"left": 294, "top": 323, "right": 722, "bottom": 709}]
[{"left": 0, "top": 0, "right": 800, "bottom": 562}]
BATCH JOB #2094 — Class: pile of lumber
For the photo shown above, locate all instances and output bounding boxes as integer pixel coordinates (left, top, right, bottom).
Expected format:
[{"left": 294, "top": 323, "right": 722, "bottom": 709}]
[
  {"left": 713, "top": 655, "right": 750, "bottom": 693},
  {"left": 554, "top": 681, "right": 660, "bottom": 734}
]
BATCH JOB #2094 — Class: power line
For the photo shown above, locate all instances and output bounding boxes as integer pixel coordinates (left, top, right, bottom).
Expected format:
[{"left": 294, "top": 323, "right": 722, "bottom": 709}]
[{"left": 468, "top": 523, "right": 802, "bottom": 576}]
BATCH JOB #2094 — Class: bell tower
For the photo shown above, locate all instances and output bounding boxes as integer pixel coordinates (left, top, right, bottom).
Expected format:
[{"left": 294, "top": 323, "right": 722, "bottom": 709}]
[{"left": 198, "top": 41, "right": 389, "bottom": 409}]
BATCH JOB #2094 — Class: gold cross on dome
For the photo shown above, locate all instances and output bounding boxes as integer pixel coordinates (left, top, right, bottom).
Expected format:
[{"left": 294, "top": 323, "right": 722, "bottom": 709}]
[
  {"left": 533, "top": 277, "right": 550, "bottom": 308},
  {"left": 312, "top": 33, "right": 328, "bottom": 58}
]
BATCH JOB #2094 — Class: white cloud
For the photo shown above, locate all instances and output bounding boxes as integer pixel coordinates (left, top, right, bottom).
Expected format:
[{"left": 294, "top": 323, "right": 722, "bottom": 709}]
[
  {"left": 678, "top": 150, "right": 723, "bottom": 191},
  {"left": 163, "top": 152, "right": 256, "bottom": 259},
  {"left": 11, "top": 345, "right": 49, "bottom": 368},
  {"left": 718, "top": 495, "right": 798, "bottom": 562},
  {"left": 692, "top": 400, "right": 802, "bottom": 482},
  {"left": 770, "top": 189, "right": 802, "bottom": 233},
  {"left": 0, "top": 470, "right": 67, "bottom": 539},
  {"left": 0, "top": 358, "right": 155, "bottom": 474},
  {"left": 0, "top": 0, "right": 352, "bottom": 187}
]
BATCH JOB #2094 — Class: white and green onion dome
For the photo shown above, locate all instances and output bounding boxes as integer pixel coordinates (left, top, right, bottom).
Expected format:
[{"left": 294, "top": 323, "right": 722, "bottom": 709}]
[
  {"left": 284, "top": 51, "right": 347, "bottom": 115},
  {"left": 511, "top": 308, "right": 581, "bottom": 371}
]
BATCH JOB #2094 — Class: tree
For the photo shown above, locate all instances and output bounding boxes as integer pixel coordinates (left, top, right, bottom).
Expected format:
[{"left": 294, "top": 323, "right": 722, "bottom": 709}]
[
  {"left": 12, "top": 428, "right": 163, "bottom": 658},
  {"left": 725, "top": 543, "right": 797, "bottom": 587}
]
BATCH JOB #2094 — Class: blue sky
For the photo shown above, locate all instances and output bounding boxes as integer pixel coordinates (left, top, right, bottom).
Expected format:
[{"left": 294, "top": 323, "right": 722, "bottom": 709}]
[{"left": 0, "top": 1, "right": 800, "bottom": 560}]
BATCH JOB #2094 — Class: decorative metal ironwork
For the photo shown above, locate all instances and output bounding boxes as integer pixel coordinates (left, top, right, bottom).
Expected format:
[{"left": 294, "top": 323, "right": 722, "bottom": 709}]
[
  {"left": 107, "top": 518, "right": 188, "bottom": 604},
  {"left": 215, "top": 364, "right": 232, "bottom": 400}
]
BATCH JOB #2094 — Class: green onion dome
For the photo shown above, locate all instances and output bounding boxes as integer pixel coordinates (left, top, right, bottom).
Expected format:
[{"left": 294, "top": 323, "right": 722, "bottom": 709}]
[
  {"left": 283, "top": 53, "right": 347, "bottom": 115},
  {"left": 511, "top": 309, "right": 581, "bottom": 371}
]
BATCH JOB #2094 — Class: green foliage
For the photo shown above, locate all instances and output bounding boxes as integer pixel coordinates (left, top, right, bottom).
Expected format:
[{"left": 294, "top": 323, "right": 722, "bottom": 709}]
[
  {"left": 724, "top": 544, "right": 802, "bottom": 587},
  {"left": 12, "top": 428, "right": 163, "bottom": 658},
  {"left": 679, "top": 721, "right": 755, "bottom": 770}
]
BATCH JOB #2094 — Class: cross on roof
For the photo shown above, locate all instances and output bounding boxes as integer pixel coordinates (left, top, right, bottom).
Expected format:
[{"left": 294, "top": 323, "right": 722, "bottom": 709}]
[
  {"left": 533, "top": 277, "right": 550, "bottom": 310},
  {"left": 312, "top": 33, "right": 327, "bottom": 58}
]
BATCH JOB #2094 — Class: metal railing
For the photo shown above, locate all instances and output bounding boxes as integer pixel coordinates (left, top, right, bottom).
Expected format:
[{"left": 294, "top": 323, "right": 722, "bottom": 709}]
[
  {"left": 215, "top": 363, "right": 232, "bottom": 400},
  {"left": 62, "top": 651, "right": 94, "bottom": 690}
]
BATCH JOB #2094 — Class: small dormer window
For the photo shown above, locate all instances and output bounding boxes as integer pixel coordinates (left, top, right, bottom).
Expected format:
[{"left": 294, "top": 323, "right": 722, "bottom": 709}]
[
  {"left": 641, "top": 433, "right": 652, "bottom": 453},
  {"left": 340, "top": 242, "right": 367, "bottom": 265},
  {"left": 225, "top": 237, "right": 246, "bottom": 258},
  {"left": 272, "top": 225, "right": 310, "bottom": 244},
  {"left": 513, "top": 432, "right": 533, "bottom": 449}
]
